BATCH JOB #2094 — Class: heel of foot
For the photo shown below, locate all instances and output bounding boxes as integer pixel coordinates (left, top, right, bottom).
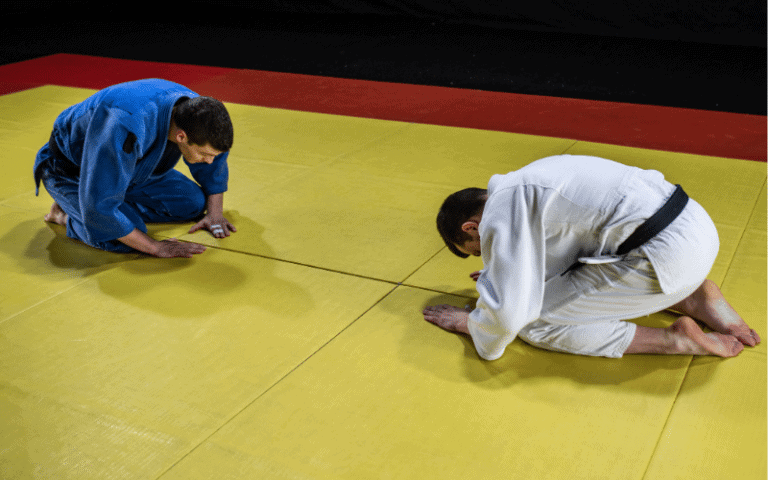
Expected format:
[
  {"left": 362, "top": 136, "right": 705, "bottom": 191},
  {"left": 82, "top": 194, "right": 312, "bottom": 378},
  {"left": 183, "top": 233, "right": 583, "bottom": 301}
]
[{"left": 672, "top": 316, "right": 741, "bottom": 357}]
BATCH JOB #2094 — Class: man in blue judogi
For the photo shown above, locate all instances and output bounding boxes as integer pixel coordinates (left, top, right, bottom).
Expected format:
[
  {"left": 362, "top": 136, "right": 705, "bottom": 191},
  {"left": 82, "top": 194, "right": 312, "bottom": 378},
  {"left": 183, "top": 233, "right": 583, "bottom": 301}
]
[{"left": 34, "top": 78, "right": 236, "bottom": 258}]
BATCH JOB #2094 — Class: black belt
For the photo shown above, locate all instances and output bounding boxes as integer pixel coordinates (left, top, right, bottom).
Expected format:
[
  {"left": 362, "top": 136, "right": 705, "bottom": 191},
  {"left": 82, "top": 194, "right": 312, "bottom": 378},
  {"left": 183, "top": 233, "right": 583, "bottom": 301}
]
[
  {"left": 48, "top": 131, "right": 65, "bottom": 160},
  {"left": 563, "top": 184, "right": 689, "bottom": 275},
  {"left": 47, "top": 131, "right": 80, "bottom": 177}
]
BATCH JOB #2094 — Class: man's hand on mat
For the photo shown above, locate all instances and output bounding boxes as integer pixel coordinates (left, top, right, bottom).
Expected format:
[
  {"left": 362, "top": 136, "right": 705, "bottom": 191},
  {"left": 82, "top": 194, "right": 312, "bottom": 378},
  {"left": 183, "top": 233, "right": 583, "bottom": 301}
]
[
  {"left": 153, "top": 238, "right": 207, "bottom": 258},
  {"left": 189, "top": 215, "right": 237, "bottom": 238},
  {"left": 423, "top": 304, "right": 471, "bottom": 335}
]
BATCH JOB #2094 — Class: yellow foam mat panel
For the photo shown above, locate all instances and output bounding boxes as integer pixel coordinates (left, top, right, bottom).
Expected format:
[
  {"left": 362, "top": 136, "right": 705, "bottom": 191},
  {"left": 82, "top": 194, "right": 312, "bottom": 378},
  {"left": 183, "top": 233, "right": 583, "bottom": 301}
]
[
  {"left": 171, "top": 109, "right": 577, "bottom": 281},
  {"left": 0, "top": 248, "right": 395, "bottom": 479},
  {"left": 644, "top": 351, "right": 766, "bottom": 480},
  {"left": 0, "top": 144, "right": 42, "bottom": 203},
  {"left": 1, "top": 85, "right": 765, "bottom": 480},
  {"left": 404, "top": 248, "right": 484, "bottom": 296},
  {"left": 720, "top": 182, "right": 767, "bottom": 350},
  {"left": 161, "top": 286, "right": 695, "bottom": 480},
  {"left": 182, "top": 162, "right": 453, "bottom": 281},
  {"left": 646, "top": 185, "right": 767, "bottom": 480},
  {"left": 320, "top": 122, "right": 577, "bottom": 187},
  {"left": 231, "top": 103, "right": 411, "bottom": 166},
  {"left": 0, "top": 206, "right": 139, "bottom": 322},
  {"left": 0, "top": 87, "right": 94, "bottom": 212}
]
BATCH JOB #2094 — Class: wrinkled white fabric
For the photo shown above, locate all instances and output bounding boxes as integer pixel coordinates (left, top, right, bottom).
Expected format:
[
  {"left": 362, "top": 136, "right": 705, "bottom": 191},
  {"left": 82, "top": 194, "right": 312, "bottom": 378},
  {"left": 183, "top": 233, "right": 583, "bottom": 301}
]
[
  {"left": 518, "top": 251, "right": 704, "bottom": 358},
  {"left": 467, "top": 155, "right": 719, "bottom": 360},
  {"left": 519, "top": 320, "right": 637, "bottom": 359}
]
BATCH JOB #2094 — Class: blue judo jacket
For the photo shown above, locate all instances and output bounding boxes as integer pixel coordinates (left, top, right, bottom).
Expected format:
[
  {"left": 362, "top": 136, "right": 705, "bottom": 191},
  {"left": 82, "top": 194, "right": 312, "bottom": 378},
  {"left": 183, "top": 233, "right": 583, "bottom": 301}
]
[{"left": 34, "top": 79, "right": 229, "bottom": 244}]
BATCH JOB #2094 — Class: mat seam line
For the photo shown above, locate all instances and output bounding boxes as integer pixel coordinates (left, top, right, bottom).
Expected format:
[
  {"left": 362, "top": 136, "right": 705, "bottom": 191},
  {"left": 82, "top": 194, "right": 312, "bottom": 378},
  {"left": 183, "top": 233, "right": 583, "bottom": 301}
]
[
  {"left": 640, "top": 355, "right": 694, "bottom": 480},
  {"left": 397, "top": 245, "right": 483, "bottom": 298},
  {"left": 718, "top": 177, "right": 766, "bottom": 288},
  {"left": 399, "top": 282, "right": 477, "bottom": 299},
  {"left": 399, "top": 245, "right": 446, "bottom": 284},
  {"left": 0, "top": 200, "right": 38, "bottom": 213},
  {"left": 559, "top": 139, "right": 580, "bottom": 155},
  {"left": 170, "top": 241, "right": 438, "bottom": 286},
  {"left": 190, "top": 244, "right": 478, "bottom": 300},
  {"left": 154, "top": 283, "right": 400, "bottom": 480},
  {"left": 0, "top": 267, "right": 121, "bottom": 327},
  {"left": 0, "top": 283, "right": 85, "bottom": 327}
]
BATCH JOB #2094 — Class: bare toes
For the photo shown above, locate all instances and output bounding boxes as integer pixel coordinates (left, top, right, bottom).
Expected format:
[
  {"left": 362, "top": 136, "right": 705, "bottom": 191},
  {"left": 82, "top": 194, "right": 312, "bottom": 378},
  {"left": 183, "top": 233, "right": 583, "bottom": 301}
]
[
  {"left": 739, "top": 332, "right": 757, "bottom": 347},
  {"left": 725, "top": 334, "right": 743, "bottom": 356},
  {"left": 729, "top": 327, "right": 760, "bottom": 347},
  {"left": 729, "top": 328, "right": 756, "bottom": 347},
  {"left": 731, "top": 336, "right": 745, "bottom": 356}
]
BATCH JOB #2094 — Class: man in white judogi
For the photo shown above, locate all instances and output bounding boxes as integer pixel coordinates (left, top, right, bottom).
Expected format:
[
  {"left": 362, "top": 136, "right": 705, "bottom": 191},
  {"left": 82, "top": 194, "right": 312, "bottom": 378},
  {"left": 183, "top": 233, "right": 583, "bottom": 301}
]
[{"left": 423, "top": 155, "right": 760, "bottom": 359}]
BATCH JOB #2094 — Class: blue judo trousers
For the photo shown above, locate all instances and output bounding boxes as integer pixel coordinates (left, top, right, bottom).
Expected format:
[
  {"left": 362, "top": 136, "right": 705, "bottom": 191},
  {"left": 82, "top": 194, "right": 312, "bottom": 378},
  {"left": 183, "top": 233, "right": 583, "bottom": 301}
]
[{"left": 33, "top": 79, "right": 229, "bottom": 252}]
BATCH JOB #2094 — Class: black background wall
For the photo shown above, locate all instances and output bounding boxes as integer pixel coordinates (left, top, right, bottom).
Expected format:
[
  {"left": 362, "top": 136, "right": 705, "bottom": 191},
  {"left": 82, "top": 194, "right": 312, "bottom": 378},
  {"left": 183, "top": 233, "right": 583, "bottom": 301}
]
[
  {"left": 3, "top": 1, "right": 766, "bottom": 115},
  {"left": 245, "top": 0, "right": 765, "bottom": 46}
]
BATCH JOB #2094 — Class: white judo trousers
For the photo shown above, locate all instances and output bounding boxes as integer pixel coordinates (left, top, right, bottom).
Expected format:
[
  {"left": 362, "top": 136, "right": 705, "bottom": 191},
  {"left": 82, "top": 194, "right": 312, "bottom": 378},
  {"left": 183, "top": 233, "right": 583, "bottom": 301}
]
[{"left": 517, "top": 197, "right": 718, "bottom": 358}]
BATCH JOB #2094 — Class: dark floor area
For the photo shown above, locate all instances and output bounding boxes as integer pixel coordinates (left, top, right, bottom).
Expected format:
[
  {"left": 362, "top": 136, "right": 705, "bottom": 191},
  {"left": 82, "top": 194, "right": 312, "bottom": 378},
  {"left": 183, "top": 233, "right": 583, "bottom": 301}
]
[{"left": 3, "top": 12, "right": 766, "bottom": 115}]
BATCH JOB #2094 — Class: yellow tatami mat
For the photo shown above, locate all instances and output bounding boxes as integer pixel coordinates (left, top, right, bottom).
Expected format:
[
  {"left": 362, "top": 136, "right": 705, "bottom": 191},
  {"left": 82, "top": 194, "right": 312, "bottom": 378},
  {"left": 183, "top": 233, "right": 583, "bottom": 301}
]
[
  {"left": 1, "top": 85, "right": 765, "bottom": 480},
  {"left": 161, "top": 286, "right": 702, "bottom": 480},
  {"left": 644, "top": 184, "right": 767, "bottom": 480},
  {"left": 1, "top": 247, "right": 395, "bottom": 479}
]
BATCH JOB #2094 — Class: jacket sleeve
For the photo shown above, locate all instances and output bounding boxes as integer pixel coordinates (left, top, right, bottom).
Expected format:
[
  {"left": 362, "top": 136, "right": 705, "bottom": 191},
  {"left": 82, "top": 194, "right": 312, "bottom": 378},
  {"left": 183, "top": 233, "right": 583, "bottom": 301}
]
[
  {"left": 467, "top": 185, "right": 547, "bottom": 360},
  {"left": 78, "top": 105, "right": 140, "bottom": 243},
  {"left": 186, "top": 152, "right": 229, "bottom": 196}
]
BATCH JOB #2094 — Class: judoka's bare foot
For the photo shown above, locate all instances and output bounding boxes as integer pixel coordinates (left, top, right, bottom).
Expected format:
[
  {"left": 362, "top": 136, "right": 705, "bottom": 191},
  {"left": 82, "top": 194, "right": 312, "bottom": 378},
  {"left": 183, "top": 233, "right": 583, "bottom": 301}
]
[
  {"left": 44, "top": 203, "right": 68, "bottom": 226},
  {"left": 668, "top": 316, "right": 744, "bottom": 357},
  {"left": 671, "top": 279, "right": 760, "bottom": 347},
  {"left": 629, "top": 317, "right": 743, "bottom": 356},
  {"left": 422, "top": 304, "right": 470, "bottom": 335}
]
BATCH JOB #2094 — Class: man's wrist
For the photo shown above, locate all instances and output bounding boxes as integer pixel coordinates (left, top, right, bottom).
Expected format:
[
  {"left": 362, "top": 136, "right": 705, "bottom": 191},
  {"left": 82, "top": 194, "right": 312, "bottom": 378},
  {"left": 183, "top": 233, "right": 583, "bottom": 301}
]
[
  {"left": 146, "top": 238, "right": 162, "bottom": 256},
  {"left": 118, "top": 228, "right": 162, "bottom": 256}
]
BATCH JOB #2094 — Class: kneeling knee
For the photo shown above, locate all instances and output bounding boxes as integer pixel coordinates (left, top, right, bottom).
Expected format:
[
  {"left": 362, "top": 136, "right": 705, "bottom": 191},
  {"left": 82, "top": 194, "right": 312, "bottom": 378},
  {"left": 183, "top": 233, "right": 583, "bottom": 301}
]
[{"left": 183, "top": 187, "right": 207, "bottom": 220}]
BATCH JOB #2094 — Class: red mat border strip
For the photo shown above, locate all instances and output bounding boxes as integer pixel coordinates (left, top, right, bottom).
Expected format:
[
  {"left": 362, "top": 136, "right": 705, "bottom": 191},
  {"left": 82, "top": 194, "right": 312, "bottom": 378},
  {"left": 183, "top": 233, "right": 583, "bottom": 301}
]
[{"left": 1, "top": 54, "right": 764, "bottom": 161}]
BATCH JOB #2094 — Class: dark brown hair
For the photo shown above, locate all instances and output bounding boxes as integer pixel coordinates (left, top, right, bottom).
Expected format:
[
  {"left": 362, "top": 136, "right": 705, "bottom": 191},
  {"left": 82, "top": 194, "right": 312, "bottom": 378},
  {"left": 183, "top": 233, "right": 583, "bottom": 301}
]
[
  {"left": 173, "top": 96, "right": 234, "bottom": 151},
  {"left": 436, "top": 187, "right": 487, "bottom": 258}
]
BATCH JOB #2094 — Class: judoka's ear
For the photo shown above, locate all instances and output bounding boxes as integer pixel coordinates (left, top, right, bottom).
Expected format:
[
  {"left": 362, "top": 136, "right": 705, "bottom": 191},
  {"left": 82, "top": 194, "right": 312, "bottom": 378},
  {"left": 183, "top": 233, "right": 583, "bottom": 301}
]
[
  {"left": 173, "top": 129, "right": 188, "bottom": 144},
  {"left": 461, "top": 221, "right": 479, "bottom": 233}
]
